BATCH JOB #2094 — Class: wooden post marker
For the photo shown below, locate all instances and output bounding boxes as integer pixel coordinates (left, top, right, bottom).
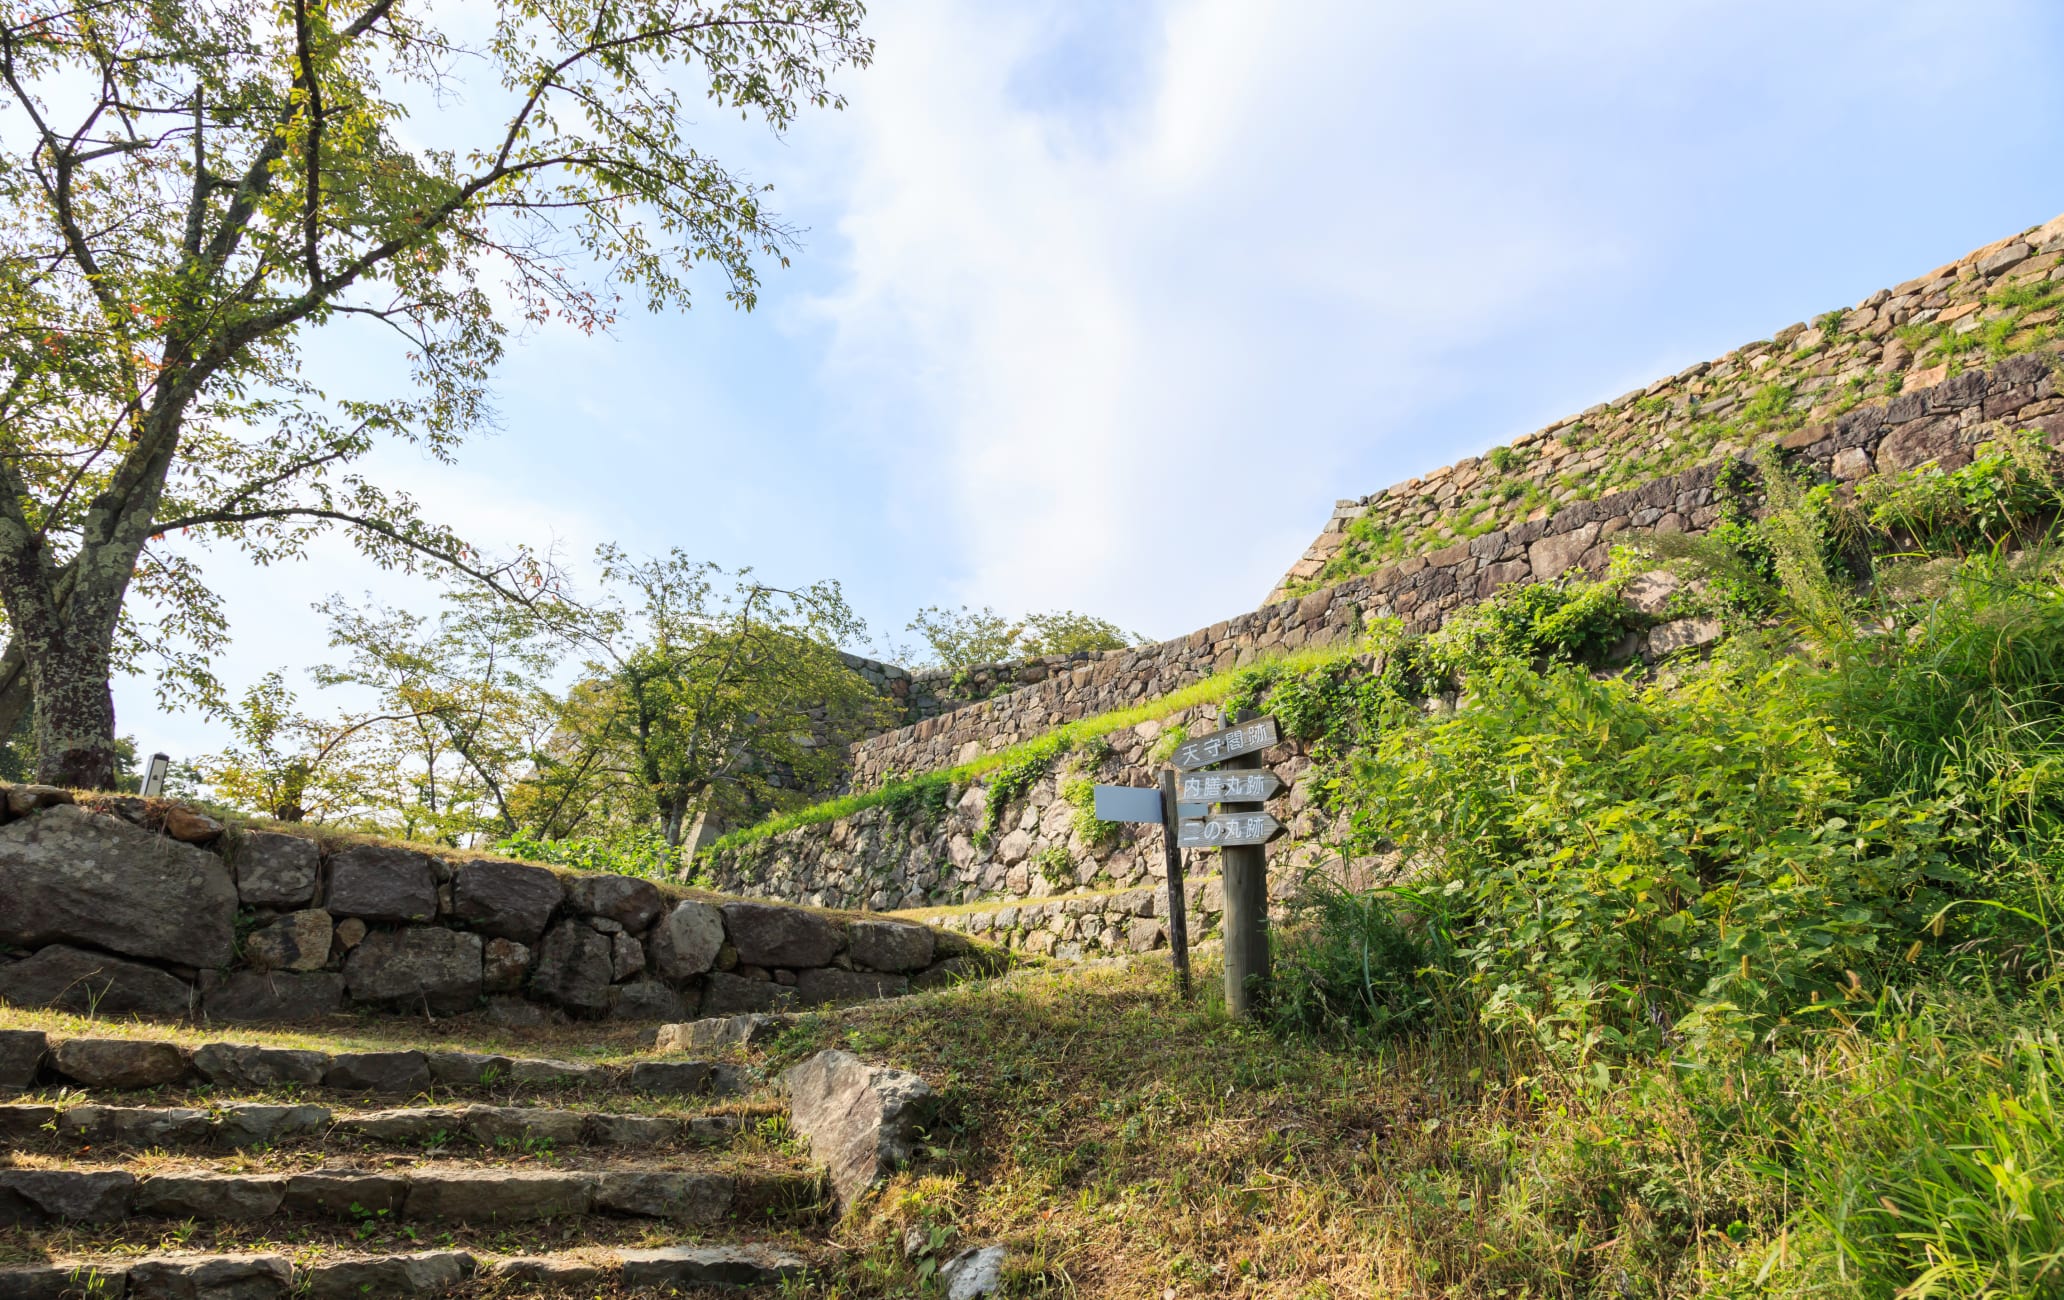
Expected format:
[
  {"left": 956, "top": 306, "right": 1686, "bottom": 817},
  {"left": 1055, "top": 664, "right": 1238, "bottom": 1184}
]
[
  {"left": 1216, "top": 712, "right": 1273, "bottom": 1019},
  {"left": 1157, "top": 768, "right": 1192, "bottom": 997}
]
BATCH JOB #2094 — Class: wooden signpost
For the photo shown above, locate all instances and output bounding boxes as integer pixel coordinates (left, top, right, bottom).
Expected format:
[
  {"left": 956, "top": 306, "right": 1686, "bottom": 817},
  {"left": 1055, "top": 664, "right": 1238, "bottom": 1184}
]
[{"left": 1094, "top": 709, "right": 1281, "bottom": 1015}]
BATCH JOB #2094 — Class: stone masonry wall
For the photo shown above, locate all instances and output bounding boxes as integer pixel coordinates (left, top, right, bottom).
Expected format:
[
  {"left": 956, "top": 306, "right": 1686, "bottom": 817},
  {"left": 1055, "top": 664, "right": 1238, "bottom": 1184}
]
[
  {"left": 0, "top": 789, "right": 988, "bottom": 1029},
  {"left": 1272, "top": 210, "right": 2064, "bottom": 600},
  {"left": 847, "top": 348, "right": 2064, "bottom": 792}
]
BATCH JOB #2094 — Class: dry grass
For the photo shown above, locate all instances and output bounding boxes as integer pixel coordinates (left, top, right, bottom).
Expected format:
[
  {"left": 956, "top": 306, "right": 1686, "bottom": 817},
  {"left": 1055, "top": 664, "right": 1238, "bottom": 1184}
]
[{"left": 740, "top": 958, "right": 1769, "bottom": 1300}]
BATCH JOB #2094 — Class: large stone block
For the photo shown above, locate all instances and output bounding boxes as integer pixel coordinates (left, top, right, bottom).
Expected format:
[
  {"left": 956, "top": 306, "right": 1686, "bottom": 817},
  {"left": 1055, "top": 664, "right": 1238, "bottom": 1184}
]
[
  {"left": 720, "top": 901, "right": 841, "bottom": 968},
  {"left": 614, "top": 1245, "right": 811, "bottom": 1290},
  {"left": 303, "top": 1253, "right": 474, "bottom": 1300},
  {"left": 216, "top": 1103, "right": 332, "bottom": 1147},
  {"left": 701, "top": 971, "right": 798, "bottom": 1016},
  {"left": 283, "top": 1171, "right": 408, "bottom": 1216},
  {"left": 343, "top": 928, "right": 483, "bottom": 1013},
  {"left": 243, "top": 909, "right": 332, "bottom": 972},
  {"left": 0, "top": 944, "right": 193, "bottom": 1019},
  {"left": 193, "top": 1042, "right": 330, "bottom": 1088},
  {"left": 566, "top": 874, "right": 663, "bottom": 930},
  {"left": 452, "top": 859, "right": 564, "bottom": 942},
  {"left": 126, "top": 1255, "right": 291, "bottom": 1299},
  {"left": 846, "top": 920, "right": 936, "bottom": 973},
  {"left": 529, "top": 920, "right": 614, "bottom": 1014},
  {"left": 592, "top": 1170, "right": 732, "bottom": 1222},
  {"left": 0, "top": 1169, "right": 136, "bottom": 1223},
  {"left": 0, "top": 1028, "right": 46, "bottom": 1089},
  {"left": 202, "top": 971, "right": 344, "bottom": 1023},
  {"left": 784, "top": 1049, "right": 937, "bottom": 1209},
  {"left": 51, "top": 1037, "right": 189, "bottom": 1089},
  {"left": 325, "top": 1050, "right": 432, "bottom": 1095},
  {"left": 1527, "top": 522, "right": 1601, "bottom": 580},
  {"left": 325, "top": 844, "right": 439, "bottom": 922},
  {"left": 403, "top": 1169, "right": 594, "bottom": 1222},
  {"left": 796, "top": 967, "right": 908, "bottom": 1006},
  {"left": 135, "top": 1171, "right": 286, "bottom": 1220},
  {"left": 230, "top": 832, "right": 321, "bottom": 908},
  {"left": 0, "top": 805, "right": 236, "bottom": 965},
  {"left": 647, "top": 899, "right": 725, "bottom": 979}
]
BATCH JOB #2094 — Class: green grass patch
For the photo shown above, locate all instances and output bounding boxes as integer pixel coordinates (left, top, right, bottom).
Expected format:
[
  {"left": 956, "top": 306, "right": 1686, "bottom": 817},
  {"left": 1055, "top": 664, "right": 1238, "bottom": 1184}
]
[{"left": 706, "top": 646, "right": 1362, "bottom": 855}]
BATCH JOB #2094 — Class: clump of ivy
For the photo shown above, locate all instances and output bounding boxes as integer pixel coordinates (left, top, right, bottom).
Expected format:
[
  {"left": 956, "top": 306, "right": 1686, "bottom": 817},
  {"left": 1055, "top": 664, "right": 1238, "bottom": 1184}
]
[
  {"left": 1032, "top": 844, "right": 1077, "bottom": 891},
  {"left": 881, "top": 776, "right": 954, "bottom": 830},
  {"left": 973, "top": 732, "right": 1072, "bottom": 848},
  {"left": 1060, "top": 775, "right": 1120, "bottom": 850}
]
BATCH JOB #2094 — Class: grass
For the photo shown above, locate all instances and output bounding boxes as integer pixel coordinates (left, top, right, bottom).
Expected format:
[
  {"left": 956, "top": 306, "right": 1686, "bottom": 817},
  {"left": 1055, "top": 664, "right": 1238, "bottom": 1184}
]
[
  {"left": 707, "top": 645, "right": 1363, "bottom": 856},
  {"left": 759, "top": 956, "right": 1779, "bottom": 1299}
]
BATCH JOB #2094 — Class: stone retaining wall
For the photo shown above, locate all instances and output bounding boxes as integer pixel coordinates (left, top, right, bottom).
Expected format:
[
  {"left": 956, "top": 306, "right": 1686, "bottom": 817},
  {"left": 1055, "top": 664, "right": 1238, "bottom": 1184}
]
[
  {"left": 845, "top": 350, "right": 2064, "bottom": 792},
  {"left": 1271, "top": 210, "right": 2064, "bottom": 600},
  {"left": 0, "top": 791, "right": 987, "bottom": 1028}
]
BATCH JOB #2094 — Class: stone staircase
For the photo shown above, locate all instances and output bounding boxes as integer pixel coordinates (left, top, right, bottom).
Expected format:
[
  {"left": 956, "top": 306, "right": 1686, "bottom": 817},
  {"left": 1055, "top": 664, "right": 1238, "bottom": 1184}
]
[{"left": 0, "top": 1025, "right": 847, "bottom": 1296}]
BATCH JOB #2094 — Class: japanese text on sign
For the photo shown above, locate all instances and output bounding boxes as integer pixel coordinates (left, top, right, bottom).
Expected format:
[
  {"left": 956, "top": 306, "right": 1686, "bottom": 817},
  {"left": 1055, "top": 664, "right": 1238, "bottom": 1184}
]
[
  {"left": 1178, "top": 771, "right": 1279, "bottom": 803},
  {"left": 1176, "top": 812, "right": 1282, "bottom": 848},
  {"left": 1170, "top": 717, "right": 1279, "bottom": 771}
]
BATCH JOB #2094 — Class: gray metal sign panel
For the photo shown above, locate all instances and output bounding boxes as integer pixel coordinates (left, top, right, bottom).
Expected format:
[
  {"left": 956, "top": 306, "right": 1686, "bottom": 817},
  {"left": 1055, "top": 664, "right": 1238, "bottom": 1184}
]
[
  {"left": 1177, "top": 769, "right": 1282, "bottom": 804},
  {"left": 1092, "top": 784, "right": 1164, "bottom": 824},
  {"left": 1170, "top": 716, "right": 1279, "bottom": 771},
  {"left": 1176, "top": 802, "right": 1209, "bottom": 820},
  {"left": 1176, "top": 812, "right": 1284, "bottom": 848}
]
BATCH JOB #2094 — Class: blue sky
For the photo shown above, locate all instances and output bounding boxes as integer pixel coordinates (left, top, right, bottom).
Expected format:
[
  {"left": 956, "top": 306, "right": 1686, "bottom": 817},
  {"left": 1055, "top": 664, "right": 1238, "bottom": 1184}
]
[{"left": 128, "top": 0, "right": 2064, "bottom": 760}]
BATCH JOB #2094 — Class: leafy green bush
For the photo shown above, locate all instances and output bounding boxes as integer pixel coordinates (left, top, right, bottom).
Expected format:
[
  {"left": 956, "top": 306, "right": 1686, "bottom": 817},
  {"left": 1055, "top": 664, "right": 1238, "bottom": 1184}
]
[
  {"left": 495, "top": 827, "right": 681, "bottom": 881},
  {"left": 1344, "top": 654, "right": 1963, "bottom": 1060},
  {"left": 1267, "top": 873, "right": 1467, "bottom": 1042}
]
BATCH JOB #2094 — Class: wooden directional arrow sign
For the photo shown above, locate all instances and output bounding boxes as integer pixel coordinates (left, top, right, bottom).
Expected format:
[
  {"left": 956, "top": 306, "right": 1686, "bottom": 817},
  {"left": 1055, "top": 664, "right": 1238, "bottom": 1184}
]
[
  {"left": 1177, "top": 769, "right": 1282, "bottom": 804},
  {"left": 1170, "top": 716, "right": 1279, "bottom": 771},
  {"left": 1177, "top": 812, "right": 1284, "bottom": 849}
]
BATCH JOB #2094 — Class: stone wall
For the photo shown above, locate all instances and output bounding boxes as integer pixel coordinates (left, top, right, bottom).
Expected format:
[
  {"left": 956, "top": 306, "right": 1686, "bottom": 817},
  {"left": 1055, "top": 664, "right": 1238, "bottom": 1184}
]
[
  {"left": 708, "top": 582, "right": 1725, "bottom": 961},
  {"left": 1271, "top": 210, "right": 2064, "bottom": 601},
  {"left": 845, "top": 349, "right": 2064, "bottom": 792},
  {"left": 0, "top": 790, "right": 988, "bottom": 1028}
]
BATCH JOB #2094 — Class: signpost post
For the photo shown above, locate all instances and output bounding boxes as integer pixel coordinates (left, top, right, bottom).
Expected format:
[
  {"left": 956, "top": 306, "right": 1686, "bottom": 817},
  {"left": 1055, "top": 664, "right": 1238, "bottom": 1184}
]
[
  {"left": 1156, "top": 769, "right": 1192, "bottom": 997},
  {"left": 1094, "top": 710, "right": 1281, "bottom": 1014},
  {"left": 1215, "top": 714, "right": 1272, "bottom": 1020}
]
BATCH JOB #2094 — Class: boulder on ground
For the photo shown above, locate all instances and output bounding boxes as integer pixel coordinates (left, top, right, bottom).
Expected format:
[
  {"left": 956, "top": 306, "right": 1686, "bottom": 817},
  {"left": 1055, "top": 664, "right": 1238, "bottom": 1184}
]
[
  {"left": 51, "top": 1037, "right": 189, "bottom": 1089},
  {"left": 720, "top": 902, "right": 841, "bottom": 968},
  {"left": 452, "top": 859, "right": 564, "bottom": 942},
  {"left": 0, "top": 943, "right": 194, "bottom": 1019},
  {"left": 325, "top": 844, "right": 438, "bottom": 922},
  {"left": 193, "top": 1042, "right": 330, "bottom": 1088},
  {"left": 784, "top": 1049, "right": 937, "bottom": 1208},
  {"left": 0, "top": 804, "right": 236, "bottom": 965},
  {"left": 846, "top": 919, "right": 937, "bottom": 973},
  {"left": 647, "top": 899, "right": 725, "bottom": 979},
  {"left": 343, "top": 927, "right": 483, "bottom": 1013},
  {"left": 202, "top": 970, "right": 343, "bottom": 1023},
  {"left": 229, "top": 831, "right": 322, "bottom": 908}
]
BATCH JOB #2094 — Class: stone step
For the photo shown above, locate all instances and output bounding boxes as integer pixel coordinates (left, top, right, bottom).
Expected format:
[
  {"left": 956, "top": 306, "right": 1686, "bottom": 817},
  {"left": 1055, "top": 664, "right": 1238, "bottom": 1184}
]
[
  {"left": 0, "top": 1161, "right": 824, "bottom": 1228},
  {"left": 0, "top": 1243, "right": 813, "bottom": 1297},
  {"left": 0, "top": 1099, "right": 753, "bottom": 1151},
  {"left": 1, "top": 1029, "right": 749, "bottom": 1098}
]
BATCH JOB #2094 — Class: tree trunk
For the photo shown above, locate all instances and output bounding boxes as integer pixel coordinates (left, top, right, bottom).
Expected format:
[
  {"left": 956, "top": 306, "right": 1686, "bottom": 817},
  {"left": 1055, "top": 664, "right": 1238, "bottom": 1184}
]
[{"left": 26, "top": 630, "right": 116, "bottom": 789}]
